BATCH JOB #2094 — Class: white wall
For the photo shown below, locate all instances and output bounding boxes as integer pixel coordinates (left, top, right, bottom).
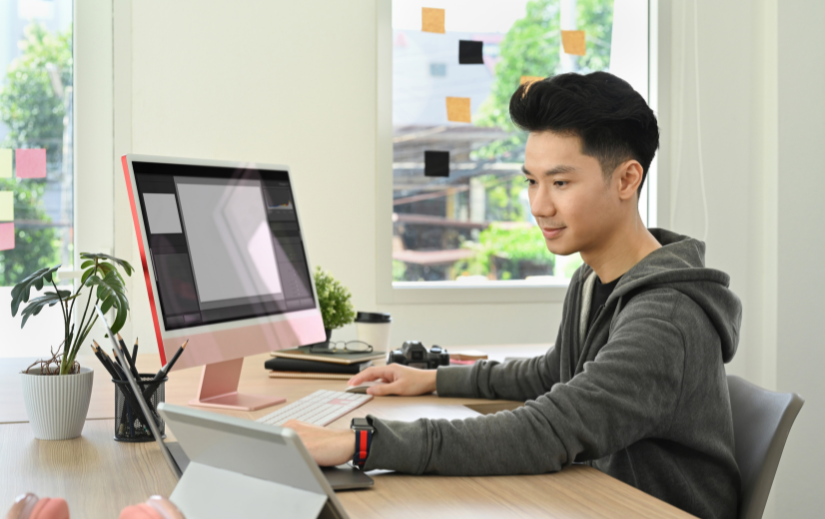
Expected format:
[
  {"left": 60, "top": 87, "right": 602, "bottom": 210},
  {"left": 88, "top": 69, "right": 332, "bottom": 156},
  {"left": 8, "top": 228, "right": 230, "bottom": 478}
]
[{"left": 773, "top": 1, "right": 825, "bottom": 517}]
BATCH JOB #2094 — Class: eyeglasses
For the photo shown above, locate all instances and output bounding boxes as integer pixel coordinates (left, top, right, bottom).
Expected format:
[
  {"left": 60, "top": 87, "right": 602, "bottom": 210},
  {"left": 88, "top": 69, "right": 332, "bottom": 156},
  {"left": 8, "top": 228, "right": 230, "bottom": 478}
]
[{"left": 308, "top": 340, "right": 373, "bottom": 354}]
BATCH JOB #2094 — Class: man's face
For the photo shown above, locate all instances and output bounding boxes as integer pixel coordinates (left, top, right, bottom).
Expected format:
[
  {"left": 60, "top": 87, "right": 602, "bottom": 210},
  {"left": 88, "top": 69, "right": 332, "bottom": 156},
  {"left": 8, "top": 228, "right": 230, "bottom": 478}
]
[{"left": 523, "top": 131, "right": 622, "bottom": 256}]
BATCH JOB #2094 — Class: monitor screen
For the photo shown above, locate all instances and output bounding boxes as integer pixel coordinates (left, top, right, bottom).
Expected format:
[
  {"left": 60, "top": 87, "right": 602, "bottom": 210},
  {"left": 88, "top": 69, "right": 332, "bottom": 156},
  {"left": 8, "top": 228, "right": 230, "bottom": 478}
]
[{"left": 131, "top": 161, "right": 315, "bottom": 331}]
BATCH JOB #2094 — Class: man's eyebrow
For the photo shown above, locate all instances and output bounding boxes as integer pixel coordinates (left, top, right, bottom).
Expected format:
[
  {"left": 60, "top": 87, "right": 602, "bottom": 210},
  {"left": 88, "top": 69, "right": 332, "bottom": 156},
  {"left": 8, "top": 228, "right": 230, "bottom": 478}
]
[{"left": 521, "top": 165, "right": 577, "bottom": 176}]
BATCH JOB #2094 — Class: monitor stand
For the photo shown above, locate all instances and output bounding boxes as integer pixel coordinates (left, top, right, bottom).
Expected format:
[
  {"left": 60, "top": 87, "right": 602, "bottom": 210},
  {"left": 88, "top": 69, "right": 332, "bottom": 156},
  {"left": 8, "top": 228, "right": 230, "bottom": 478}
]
[{"left": 188, "top": 358, "right": 286, "bottom": 411}]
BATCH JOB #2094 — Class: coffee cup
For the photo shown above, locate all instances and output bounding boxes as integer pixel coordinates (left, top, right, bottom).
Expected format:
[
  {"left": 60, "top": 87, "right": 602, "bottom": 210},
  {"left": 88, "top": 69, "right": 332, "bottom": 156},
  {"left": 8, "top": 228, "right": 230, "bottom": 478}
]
[{"left": 354, "top": 312, "right": 392, "bottom": 352}]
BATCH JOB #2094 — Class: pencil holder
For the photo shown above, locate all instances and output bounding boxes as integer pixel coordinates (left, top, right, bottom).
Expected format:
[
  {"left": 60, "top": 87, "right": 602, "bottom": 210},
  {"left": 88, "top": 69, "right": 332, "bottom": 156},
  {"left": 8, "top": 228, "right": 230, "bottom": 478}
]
[{"left": 113, "top": 374, "right": 167, "bottom": 442}]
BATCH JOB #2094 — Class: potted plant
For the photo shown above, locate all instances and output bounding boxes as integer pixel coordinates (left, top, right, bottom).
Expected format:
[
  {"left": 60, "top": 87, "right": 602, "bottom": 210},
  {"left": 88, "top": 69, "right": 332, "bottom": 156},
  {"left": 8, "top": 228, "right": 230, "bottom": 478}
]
[
  {"left": 10, "top": 253, "right": 133, "bottom": 440},
  {"left": 313, "top": 266, "right": 356, "bottom": 342}
]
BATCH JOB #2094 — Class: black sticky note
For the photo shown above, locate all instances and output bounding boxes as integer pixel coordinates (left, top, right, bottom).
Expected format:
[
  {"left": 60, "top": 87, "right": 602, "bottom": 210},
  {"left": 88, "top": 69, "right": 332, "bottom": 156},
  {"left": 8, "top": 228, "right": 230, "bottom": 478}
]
[
  {"left": 459, "top": 40, "right": 484, "bottom": 64},
  {"left": 424, "top": 151, "right": 450, "bottom": 177}
]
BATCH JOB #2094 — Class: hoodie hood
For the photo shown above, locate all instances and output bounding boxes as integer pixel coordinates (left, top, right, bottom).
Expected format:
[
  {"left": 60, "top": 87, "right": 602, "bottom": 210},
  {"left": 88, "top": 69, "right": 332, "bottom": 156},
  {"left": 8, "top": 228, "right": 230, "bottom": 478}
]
[{"left": 578, "top": 228, "right": 742, "bottom": 363}]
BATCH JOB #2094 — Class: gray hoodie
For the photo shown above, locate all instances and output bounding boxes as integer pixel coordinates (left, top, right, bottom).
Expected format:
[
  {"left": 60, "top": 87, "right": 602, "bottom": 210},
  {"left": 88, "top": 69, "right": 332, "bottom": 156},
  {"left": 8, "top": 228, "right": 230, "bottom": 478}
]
[{"left": 364, "top": 229, "right": 742, "bottom": 519}]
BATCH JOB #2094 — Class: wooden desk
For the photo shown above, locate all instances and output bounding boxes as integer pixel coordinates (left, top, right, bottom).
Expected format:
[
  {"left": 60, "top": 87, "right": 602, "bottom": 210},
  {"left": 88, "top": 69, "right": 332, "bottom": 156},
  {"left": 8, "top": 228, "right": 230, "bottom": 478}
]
[{"left": 0, "top": 345, "right": 695, "bottom": 518}]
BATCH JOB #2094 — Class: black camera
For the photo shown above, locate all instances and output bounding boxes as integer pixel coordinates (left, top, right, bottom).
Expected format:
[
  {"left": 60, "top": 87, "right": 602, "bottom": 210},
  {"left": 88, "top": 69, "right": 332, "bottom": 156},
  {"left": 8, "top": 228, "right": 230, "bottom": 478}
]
[{"left": 387, "top": 341, "right": 449, "bottom": 370}]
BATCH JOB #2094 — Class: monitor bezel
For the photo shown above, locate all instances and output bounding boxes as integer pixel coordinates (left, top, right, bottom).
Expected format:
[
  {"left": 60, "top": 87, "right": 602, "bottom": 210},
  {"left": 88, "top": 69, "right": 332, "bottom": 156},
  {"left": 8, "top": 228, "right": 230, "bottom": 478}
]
[{"left": 122, "top": 154, "right": 325, "bottom": 366}]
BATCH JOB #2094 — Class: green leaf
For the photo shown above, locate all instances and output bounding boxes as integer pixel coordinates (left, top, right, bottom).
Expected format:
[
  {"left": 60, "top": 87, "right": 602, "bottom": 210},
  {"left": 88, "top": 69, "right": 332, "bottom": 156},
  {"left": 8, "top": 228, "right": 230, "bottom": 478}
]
[
  {"left": 80, "top": 259, "right": 94, "bottom": 269},
  {"left": 18, "top": 290, "right": 68, "bottom": 328},
  {"left": 10, "top": 265, "right": 61, "bottom": 317},
  {"left": 79, "top": 252, "right": 134, "bottom": 277}
]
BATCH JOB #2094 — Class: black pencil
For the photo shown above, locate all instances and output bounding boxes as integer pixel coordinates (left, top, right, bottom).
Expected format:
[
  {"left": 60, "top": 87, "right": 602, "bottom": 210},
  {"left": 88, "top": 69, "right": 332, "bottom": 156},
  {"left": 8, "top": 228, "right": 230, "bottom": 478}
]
[
  {"left": 118, "top": 333, "right": 140, "bottom": 380},
  {"left": 91, "top": 344, "right": 120, "bottom": 380},
  {"left": 144, "top": 339, "right": 189, "bottom": 398},
  {"left": 132, "top": 337, "right": 139, "bottom": 362}
]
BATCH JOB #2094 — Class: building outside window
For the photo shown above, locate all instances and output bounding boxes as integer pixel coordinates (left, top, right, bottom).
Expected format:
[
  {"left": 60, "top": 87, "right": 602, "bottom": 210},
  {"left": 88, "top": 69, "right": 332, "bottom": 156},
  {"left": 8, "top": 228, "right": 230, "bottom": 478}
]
[{"left": 391, "top": 0, "right": 650, "bottom": 285}]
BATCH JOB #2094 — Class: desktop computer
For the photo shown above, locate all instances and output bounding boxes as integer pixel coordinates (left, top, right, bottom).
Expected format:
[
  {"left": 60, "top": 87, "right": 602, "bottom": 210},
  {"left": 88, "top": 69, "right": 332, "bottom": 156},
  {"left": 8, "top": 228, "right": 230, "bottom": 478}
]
[{"left": 121, "top": 154, "right": 327, "bottom": 411}]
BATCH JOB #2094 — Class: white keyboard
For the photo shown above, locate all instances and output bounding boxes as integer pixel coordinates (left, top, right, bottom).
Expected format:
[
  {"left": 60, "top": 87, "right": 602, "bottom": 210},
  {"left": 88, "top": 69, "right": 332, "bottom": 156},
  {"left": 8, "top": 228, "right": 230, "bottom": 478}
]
[{"left": 255, "top": 389, "right": 372, "bottom": 427}]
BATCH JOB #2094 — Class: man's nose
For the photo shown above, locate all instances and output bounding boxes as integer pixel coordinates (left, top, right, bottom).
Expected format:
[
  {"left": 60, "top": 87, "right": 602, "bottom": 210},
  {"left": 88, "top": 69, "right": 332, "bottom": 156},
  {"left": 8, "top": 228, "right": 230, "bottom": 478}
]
[{"left": 530, "top": 186, "right": 555, "bottom": 218}]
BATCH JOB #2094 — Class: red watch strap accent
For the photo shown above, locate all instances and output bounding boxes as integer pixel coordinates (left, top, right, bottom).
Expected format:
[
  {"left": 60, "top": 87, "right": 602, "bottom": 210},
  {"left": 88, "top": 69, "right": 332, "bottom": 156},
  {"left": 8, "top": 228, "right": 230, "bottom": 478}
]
[{"left": 354, "top": 427, "right": 373, "bottom": 468}]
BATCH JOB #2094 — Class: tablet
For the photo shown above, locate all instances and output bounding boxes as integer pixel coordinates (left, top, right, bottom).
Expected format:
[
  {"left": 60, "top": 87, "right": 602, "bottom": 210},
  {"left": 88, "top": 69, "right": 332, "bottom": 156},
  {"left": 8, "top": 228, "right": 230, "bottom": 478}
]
[{"left": 158, "top": 403, "right": 349, "bottom": 519}]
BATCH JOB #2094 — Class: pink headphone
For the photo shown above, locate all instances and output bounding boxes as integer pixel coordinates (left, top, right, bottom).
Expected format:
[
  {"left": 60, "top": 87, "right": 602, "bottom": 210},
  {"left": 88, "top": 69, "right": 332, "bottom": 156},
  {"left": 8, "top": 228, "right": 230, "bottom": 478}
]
[{"left": 6, "top": 494, "right": 185, "bottom": 519}]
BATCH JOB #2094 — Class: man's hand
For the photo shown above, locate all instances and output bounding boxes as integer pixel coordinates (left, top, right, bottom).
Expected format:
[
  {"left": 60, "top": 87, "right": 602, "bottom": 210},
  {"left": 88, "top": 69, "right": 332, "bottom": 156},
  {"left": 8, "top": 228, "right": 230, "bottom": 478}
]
[
  {"left": 347, "top": 364, "right": 437, "bottom": 396},
  {"left": 282, "top": 420, "right": 355, "bottom": 467}
]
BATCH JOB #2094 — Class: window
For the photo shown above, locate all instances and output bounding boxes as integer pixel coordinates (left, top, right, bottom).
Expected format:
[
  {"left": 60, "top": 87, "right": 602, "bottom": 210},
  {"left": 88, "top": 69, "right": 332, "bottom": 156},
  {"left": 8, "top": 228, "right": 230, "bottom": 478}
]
[
  {"left": 390, "top": 0, "right": 651, "bottom": 287},
  {"left": 1, "top": 0, "right": 87, "bottom": 358},
  {"left": 0, "top": 1, "right": 73, "bottom": 285}
]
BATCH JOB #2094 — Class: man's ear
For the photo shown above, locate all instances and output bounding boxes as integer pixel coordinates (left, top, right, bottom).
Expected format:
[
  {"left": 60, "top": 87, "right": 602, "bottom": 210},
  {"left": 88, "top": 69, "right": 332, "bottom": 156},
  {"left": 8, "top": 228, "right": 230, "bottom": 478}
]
[{"left": 616, "top": 160, "right": 644, "bottom": 201}]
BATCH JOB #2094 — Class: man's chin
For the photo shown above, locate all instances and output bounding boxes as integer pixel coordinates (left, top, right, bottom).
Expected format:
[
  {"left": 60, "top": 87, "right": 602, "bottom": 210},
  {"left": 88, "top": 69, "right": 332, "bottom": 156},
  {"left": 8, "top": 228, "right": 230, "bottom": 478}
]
[{"left": 544, "top": 238, "right": 578, "bottom": 257}]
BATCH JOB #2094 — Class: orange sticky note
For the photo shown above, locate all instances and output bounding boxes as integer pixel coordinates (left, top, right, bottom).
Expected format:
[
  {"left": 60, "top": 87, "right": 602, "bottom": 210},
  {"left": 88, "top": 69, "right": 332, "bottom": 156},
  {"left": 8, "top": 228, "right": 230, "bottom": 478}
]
[
  {"left": 0, "top": 191, "right": 12, "bottom": 222},
  {"left": 15, "top": 148, "right": 47, "bottom": 178},
  {"left": 0, "top": 150, "right": 11, "bottom": 179},
  {"left": 0, "top": 223, "right": 14, "bottom": 251},
  {"left": 446, "top": 97, "right": 471, "bottom": 123},
  {"left": 422, "top": 7, "right": 445, "bottom": 34},
  {"left": 561, "top": 30, "right": 586, "bottom": 56},
  {"left": 520, "top": 76, "right": 544, "bottom": 85}
]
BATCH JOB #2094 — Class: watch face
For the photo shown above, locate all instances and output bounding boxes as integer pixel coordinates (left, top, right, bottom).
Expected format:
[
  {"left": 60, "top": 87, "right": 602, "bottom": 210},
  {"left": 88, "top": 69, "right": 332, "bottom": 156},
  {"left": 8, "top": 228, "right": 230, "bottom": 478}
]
[{"left": 351, "top": 417, "right": 369, "bottom": 428}]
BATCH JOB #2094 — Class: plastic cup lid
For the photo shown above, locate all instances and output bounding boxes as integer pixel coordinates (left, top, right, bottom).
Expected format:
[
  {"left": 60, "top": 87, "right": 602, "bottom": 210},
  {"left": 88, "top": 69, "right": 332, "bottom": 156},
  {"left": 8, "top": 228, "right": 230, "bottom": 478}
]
[{"left": 355, "top": 312, "right": 392, "bottom": 323}]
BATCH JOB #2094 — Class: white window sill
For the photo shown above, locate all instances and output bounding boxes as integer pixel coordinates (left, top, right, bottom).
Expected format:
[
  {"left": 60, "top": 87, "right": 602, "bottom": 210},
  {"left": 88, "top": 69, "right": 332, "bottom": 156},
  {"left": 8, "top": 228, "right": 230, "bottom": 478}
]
[{"left": 380, "top": 278, "right": 570, "bottom": 305}]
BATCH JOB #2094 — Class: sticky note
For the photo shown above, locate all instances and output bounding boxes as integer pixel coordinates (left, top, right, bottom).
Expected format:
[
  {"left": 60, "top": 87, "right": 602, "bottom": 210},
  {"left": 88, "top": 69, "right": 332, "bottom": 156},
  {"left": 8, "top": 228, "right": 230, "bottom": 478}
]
[
  {"left": 459, "top": 40, "right": 484, "bottom": 64},
  {"left": 561, "top": 30, "right": 586, "bottom": 56},
  {"left": 446, "top": 97, "right": 471, "bottom": 123},
  {"left": 0, "top": 191, "right": 13, "bottom": 221},
  {"left": 0, "top": 150, "right": 11, "bottom": 178},
  {"left": 15, "top": 148, "right": 47, "bottom": 179},
  {"left": 424, "top": 151, "right": 450, "bottom": 177},
  {"left": 520, "top": 75, "right": 544, "bottom": 86},
  {"left": 0, "top": 223, "right": 13, "bottom": 251},
  {"left": 422, "top": 7, "right": 445, "bottom": 34}
]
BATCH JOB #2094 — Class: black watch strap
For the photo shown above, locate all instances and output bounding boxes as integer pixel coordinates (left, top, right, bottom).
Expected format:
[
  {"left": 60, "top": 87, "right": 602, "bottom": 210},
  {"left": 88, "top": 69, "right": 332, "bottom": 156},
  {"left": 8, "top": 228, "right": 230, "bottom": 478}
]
[{"left": 351, "top": 417, "right": 375, "bottom": 469}]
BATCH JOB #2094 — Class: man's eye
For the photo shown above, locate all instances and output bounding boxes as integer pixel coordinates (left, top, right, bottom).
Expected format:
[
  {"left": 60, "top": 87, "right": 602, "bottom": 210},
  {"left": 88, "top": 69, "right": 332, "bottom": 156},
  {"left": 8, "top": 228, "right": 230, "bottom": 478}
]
[
  {"left": 554, "top": 181, "right": 568, "bottom": 187},
  {"left": 524, "top": 178, "right": 536, "bottom": 186}
]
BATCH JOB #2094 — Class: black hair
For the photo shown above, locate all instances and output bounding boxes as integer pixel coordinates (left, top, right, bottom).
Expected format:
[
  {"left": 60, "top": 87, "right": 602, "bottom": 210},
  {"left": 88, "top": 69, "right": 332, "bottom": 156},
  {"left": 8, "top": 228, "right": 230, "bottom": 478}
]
[{"left": 509, "top": 71, "right": 659, "bottom": 195}]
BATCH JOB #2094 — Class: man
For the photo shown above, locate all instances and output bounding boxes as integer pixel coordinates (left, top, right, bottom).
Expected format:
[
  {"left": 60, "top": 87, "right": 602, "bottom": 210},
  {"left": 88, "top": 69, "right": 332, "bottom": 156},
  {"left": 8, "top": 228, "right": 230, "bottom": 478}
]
[{"left": 285, "top": 72, "right": 741, "bottom": 519}]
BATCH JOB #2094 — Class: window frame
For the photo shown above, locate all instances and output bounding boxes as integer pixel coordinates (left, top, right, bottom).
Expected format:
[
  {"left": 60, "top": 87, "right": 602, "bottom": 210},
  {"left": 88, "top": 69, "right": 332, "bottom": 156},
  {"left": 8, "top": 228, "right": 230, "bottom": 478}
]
[{"left": 376, "top": 0, "right": 656, "bottom": 305}]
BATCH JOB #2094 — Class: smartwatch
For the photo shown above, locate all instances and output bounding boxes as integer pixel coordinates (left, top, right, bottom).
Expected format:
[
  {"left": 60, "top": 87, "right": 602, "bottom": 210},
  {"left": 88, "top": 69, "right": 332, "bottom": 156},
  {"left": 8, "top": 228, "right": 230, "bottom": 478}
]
[{"left": 350, "top": 417, "right": 375, "bottom": 469}]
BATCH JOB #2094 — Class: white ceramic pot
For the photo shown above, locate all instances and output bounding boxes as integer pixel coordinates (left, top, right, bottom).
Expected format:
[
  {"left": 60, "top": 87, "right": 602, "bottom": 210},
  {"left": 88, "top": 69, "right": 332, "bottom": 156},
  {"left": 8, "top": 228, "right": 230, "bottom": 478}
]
[{"left": 20, "top": 366, "right": 94, "bottom": 440}]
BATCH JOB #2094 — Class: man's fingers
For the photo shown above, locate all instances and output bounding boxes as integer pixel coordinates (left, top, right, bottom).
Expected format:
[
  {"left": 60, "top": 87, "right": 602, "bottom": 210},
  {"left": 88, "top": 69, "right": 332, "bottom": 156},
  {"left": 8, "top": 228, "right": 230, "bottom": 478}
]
[
  {"left": 367, "top": 381, "right": 400, "bottom": 396},
  {"left": 349, "top": 367, "right": 393, "bottom": 386}
]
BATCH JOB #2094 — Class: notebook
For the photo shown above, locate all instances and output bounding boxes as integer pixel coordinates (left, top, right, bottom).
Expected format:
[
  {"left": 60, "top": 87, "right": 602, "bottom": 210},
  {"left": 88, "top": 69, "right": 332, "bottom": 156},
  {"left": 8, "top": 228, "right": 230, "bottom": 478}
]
[
  {"left": 268, "top": 372, "right": 353, "bottom": 381},
  {"left": 264, "top": 357, "right": 372, "bottom": 374},
  {"left": 270, "top": 347, "right": 385, "bottom": 365}
]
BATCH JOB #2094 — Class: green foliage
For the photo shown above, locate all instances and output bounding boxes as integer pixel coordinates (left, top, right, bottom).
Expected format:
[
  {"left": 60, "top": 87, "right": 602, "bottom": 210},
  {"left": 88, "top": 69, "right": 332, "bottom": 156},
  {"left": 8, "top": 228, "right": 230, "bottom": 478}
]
[
  {"left": 483, "top": 175, "right": 526, "bottom": 222},
  {"left": 0, "top": 23, "right": 73, "bottom": 286},
  {"left": 456, "top": 224, "right": 554, "bottom": 280},
  {"left": 392, "top": 260, "right": 407, "bottom": 282},
  {"left": 474, "top": 0, "right": 614, "bottom": 160},
  {"left": 313, "top": 266, "right": 356, "bottom": 331},
  {"left": 10, "top": 253, "right": 133, "bottom": 375}
]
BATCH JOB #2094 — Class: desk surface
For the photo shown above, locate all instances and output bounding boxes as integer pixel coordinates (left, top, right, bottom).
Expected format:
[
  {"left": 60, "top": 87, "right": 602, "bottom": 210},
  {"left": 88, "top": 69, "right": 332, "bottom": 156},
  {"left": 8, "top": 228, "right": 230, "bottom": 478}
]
[{"left": 0, "top": 344, "right": 695, "bottom": 518}]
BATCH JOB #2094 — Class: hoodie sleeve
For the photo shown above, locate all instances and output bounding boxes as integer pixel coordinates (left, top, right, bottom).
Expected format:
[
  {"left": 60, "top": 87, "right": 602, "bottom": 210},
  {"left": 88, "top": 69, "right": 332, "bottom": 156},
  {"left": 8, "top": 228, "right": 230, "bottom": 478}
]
[
  {"left": 363, "top": 303, "right": 685, "bottom": 475},
  {"left": 434, "top": 340, "right": 561, "bottom": 401}
]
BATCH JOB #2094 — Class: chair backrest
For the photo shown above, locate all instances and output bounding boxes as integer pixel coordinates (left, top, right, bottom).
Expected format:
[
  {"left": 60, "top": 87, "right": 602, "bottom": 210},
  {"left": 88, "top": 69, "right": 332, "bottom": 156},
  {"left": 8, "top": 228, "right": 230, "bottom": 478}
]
[{"left": 727, "top": 375, "right": 804, "bottom": 519}]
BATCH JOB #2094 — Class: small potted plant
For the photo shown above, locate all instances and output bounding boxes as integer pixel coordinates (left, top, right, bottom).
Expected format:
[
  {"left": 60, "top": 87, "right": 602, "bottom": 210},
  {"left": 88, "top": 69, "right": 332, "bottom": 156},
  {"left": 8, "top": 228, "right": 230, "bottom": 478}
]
[
  {"left": 313, "top": 266, "right": 356, "bottom": 342},
  {"left": 10, "top": 253, "right": 133, "bottom": 440}
]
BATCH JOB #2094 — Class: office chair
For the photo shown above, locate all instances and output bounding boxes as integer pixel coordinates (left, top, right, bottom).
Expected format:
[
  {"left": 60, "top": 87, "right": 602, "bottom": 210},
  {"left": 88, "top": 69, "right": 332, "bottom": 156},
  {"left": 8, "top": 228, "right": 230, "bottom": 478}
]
[{"left": 727, "top": 375, "right": 804, "bottom": 519}]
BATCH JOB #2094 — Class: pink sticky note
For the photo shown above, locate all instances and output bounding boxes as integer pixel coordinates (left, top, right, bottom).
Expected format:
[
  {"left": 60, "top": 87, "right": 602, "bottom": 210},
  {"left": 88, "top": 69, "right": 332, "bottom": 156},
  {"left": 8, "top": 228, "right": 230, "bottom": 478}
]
[
  {"left": 0, "top": 223, "right": 14, "bottom": 251},
  {"left": 15, "top": 149, "right": 47, "bottom": 179}
]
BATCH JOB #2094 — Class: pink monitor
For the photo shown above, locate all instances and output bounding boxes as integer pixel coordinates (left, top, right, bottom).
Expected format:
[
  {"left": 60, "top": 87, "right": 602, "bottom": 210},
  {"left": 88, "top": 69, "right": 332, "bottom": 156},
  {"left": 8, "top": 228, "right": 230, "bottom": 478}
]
[{"left": 122, "top": 154, "right": 326, "bottom": 411}]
